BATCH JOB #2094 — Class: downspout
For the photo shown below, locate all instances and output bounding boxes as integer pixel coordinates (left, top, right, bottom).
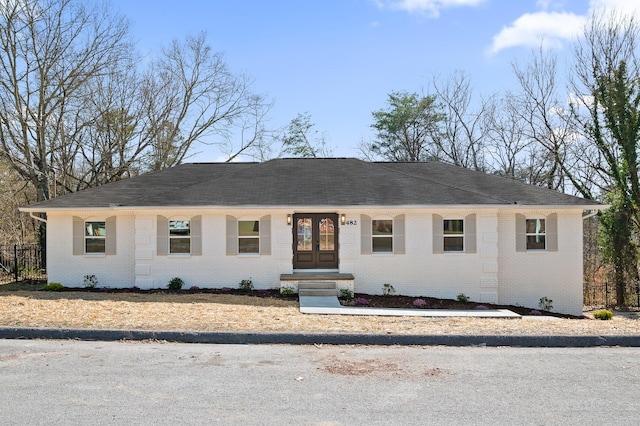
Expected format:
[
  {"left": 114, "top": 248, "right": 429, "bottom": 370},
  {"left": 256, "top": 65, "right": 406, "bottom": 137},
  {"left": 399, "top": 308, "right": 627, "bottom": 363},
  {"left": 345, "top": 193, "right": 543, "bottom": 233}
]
[{"left": 30, "top": 212, "right": 47, "bottom": 224}]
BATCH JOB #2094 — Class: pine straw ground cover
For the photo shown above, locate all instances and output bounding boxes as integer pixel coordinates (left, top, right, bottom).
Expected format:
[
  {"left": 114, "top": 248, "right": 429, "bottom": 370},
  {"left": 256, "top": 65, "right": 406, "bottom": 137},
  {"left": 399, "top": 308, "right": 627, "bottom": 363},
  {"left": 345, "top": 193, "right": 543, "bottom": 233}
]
[{"left": 1, "top": 289, "right": 639, "bottom": 336}]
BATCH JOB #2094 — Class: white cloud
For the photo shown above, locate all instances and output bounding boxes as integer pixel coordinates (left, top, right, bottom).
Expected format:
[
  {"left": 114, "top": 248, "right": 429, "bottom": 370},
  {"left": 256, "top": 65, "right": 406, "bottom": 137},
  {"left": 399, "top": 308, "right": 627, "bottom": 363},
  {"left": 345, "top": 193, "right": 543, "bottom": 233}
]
[
  {"left": 488, "top": 0, "right": 640, "bottom": 55},
  {"left": 487, "top": 11, "right": 586, "bottom": 55},
  {"left": 378, "top": 0, "right": 487, "bottom": 17},
  {"left": 589, "top": 0, "right": 640, "bottom": 16}
]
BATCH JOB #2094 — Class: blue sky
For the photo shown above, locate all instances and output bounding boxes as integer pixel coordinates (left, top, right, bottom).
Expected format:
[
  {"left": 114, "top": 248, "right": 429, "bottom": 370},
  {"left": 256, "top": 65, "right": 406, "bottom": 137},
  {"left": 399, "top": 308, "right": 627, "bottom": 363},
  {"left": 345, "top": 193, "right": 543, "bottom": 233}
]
[{"left": 110, "top": 0, "right": 640, "bottom": 161}]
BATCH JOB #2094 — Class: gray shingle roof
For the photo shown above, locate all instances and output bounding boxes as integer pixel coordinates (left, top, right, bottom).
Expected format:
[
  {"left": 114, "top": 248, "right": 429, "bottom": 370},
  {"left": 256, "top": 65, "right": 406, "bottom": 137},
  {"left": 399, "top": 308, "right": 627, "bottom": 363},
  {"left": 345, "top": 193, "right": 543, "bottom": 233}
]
[{"left": 22, "top": 158, "right": 601, "bottom": 210}]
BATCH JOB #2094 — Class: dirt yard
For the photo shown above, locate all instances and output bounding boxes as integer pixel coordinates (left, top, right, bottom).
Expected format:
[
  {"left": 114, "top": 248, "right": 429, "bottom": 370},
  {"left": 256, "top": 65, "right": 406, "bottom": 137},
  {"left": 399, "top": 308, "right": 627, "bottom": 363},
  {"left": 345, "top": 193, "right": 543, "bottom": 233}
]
[{"left": 1, "top": 290, "right": 639, "bottom": 336}]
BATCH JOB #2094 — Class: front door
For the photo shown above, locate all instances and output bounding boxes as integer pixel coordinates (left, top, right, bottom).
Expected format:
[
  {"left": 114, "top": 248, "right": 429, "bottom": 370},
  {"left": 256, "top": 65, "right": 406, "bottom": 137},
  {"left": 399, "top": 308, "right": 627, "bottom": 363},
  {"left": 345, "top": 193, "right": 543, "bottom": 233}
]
[{"left": 293, "top": 213, "right": 339, "bottom": 269}]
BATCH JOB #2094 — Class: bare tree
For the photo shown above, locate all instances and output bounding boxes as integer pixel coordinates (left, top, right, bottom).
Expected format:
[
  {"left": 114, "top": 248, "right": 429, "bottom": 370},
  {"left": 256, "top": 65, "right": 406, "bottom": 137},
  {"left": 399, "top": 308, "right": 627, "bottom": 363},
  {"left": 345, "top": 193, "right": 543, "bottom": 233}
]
[
  {"left": 510, "top": 48, "right": 589, "bottom": 194},
  {"left": 0, "top": 0, "right": 131, "bottom": 202},
  {"left": 139, "top": 33, "right": 272, "bottom": 168},
  {"left": 0, "top": 155, "right": 38, "bottom": 244},
  {"left": 431, "top": 70, "right": 490, "bottom": 170}
]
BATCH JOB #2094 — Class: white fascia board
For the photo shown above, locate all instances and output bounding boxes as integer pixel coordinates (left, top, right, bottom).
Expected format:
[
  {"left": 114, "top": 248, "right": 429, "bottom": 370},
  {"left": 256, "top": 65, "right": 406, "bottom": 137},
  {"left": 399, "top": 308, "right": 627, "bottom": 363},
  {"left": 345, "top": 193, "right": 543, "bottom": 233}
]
[{"left": 21, "top": 203, "right": 605, "bottom": 213}]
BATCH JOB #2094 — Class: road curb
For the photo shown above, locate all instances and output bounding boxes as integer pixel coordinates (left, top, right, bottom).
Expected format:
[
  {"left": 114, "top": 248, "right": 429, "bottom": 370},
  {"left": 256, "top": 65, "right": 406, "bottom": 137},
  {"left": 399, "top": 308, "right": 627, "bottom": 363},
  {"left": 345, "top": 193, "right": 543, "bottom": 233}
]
[{"left": 1, "top": 327, "right": 640, "bottom": 347}]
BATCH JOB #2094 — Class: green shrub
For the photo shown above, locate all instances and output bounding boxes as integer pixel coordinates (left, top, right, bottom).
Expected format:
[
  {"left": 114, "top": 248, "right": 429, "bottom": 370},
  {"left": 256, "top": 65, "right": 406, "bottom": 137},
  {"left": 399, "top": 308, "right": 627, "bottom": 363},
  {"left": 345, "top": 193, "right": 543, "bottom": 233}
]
[
  {"left": 280, "top": 286, "right": 295, "bottom": 296},
  {"left": 339, "top": 288, "right": 353, "bottom": 300},
  {"left": 238, "top": 278, "right": 253, "bottom": 291},
  {"left": 43, "top": 282, "right": 64, "bottom": 291},
  {"left": 167, "top": 277, "right": 185, "bottom": 290},
  {"left": 593, "top": 309, "right": 613, "bottom": 320},
  {"left": 456, "top": 293, "right": 470, "bottom": 303}
]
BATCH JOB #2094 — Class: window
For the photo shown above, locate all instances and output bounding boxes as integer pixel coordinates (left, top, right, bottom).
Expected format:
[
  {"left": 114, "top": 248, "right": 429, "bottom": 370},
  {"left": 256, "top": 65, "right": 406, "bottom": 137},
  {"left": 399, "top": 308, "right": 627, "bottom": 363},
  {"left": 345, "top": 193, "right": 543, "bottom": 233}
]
[
  {"left": 372, "top": 219, "right": 393, "bottom": 252},
  {"left": 238, "top": 220, "right": 260, "bottom": 254},
  {"left": 169, "top": 220, "right": 190, "bottom": 254},
  {"left": 526, "top": 218, "right": 546, "bottom": 250},
  {"left": 443, "top": 219, "right": 464, "bottom": 252},
  {"left": 85, "top": 221, "right": 106, "bottom": 253}
]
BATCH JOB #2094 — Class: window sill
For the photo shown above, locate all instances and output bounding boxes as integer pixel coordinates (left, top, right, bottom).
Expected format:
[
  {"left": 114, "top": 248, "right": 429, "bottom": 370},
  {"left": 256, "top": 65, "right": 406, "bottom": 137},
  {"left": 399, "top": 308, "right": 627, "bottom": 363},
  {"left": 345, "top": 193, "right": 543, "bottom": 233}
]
[
  {"left": 237, "top": 253, "right": 260, "bottom": 257},
  {"left": 168, "top": 253, "right": 191, "bottom": 257},
  {"left": 83, "top": 253, "right": 106, "bottom": 257},
  {"left": 372, "top": 252, "right": 394, "bottom": 256}
]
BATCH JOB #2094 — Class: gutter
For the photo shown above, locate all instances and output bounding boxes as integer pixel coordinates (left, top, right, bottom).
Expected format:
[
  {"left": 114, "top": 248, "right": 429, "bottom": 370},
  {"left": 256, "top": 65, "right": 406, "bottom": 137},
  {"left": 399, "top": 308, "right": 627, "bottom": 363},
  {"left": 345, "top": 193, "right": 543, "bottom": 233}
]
[{"left": 20, "top": 204, "right": 606, "bottom": 213}]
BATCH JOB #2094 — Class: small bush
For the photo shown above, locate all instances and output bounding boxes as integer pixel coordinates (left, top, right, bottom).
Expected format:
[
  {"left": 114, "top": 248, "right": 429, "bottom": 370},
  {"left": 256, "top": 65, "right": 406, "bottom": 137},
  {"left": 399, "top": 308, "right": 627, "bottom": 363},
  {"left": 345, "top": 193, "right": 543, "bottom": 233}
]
[
  {"left": 413, "top": 298, "right": 427, "bottom": 308},
  {"left": 354, "top": 297, "right": 369, "bottom": 306},
  {"left": 257, "top": 289, "right": 268, "bottom": 296},
  {"left": 238, "top": 279, "right": 253, "bottom": 291},
  {"left": 529, "top": 309, "right": 542, "bottom": 316},
  {"left": 382, "top": 283, "right": 396, "bottom": 296},
  {"left": 456, "top": 293, "right": 470, "bottom": 303},
  {"left": 593, "top": 309, "right": 613, "bottom": 320},
  {"left": 220, "top": 287, "right": 232, "bottom": 293},
  {"left": 475, "top": 305, "right": 489, "bottom": 310},
  {"left": 43, "top": 282, "right": 64, "bottom": 291},
  {"left": 83, "top": 274, "right": 98, "bottom": 289},
  {"left": 189, "top": 286, "right": 200, "bottom": 291},
  {"left": 167, "top": 277, "right": 184, "bottom": 290},
  {"left": 130, "top": 286, "right": 140, "bottom": 291},
  {"left": 280, "top": 286, "right": 295, "bottom": 296},
  {"left": 539, "top": 297, "right": 553, "bottom": 311},
  {"left": 339, "top": 288, "right": 353, "bottom": 300}
]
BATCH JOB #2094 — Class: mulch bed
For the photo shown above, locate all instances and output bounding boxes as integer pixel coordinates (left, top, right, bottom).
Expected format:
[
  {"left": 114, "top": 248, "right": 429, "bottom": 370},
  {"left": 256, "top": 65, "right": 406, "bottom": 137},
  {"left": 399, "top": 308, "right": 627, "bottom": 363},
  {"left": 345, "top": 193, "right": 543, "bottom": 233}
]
[{"left": 340, "top": 294, "right": 581, "bottom": 318}]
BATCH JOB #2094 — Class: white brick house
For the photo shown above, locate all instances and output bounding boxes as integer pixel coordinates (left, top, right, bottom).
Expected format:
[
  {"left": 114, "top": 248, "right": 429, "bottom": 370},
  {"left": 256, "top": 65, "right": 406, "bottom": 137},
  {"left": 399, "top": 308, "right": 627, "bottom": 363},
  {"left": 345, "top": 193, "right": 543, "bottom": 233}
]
[{"left": 21, "top": 158, "right": 603, "bottom": 315}]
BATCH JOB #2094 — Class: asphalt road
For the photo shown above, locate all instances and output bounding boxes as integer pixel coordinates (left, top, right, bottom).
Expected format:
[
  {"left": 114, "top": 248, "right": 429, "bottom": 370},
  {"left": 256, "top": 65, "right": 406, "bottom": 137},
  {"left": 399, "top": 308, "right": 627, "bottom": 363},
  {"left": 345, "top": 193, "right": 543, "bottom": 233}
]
[{"left": 0, "top": 340, "right": 638, "bottom": 425}]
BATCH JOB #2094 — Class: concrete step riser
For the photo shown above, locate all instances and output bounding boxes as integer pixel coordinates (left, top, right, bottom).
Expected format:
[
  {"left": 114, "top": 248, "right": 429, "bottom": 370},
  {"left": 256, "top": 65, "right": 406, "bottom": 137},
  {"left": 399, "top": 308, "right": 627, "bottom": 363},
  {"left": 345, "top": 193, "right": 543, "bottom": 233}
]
[
  {"left": 299, "top": 289, "right": 339, "bottom": 297},
  {"left": 297, "top": 282, "right": 337, "bottom": 290}
]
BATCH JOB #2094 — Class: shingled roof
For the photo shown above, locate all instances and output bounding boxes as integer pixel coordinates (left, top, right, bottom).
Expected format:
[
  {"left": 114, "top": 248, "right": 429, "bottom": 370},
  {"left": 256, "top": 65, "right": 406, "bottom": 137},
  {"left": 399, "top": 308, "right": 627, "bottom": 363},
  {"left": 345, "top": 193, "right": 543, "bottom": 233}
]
[{"left": 22, "top": 158, "right": 600, "bottom": 210}]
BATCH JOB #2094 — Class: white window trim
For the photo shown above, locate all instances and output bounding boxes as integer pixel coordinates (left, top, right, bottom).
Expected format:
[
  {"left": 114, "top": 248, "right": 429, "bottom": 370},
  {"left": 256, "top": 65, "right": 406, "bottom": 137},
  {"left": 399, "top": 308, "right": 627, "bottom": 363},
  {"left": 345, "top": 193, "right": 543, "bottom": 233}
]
[
  {"left": 84, "top": 220, "right": 106, "bottom": 255},
  {"left": 443, "top": 218, "right": 465, "bottom": 253},
  {"left": 169, "top": 219, "right": 191, "bottom": 255},
  {"left": 526, "top": 217, "right": 546, "bottom": 251},
  {"left": 238, "top": 218, "right": 260, "bottom": 255},
  {"left": 372, "top": 217, "right": 394, "bottom": 253}
]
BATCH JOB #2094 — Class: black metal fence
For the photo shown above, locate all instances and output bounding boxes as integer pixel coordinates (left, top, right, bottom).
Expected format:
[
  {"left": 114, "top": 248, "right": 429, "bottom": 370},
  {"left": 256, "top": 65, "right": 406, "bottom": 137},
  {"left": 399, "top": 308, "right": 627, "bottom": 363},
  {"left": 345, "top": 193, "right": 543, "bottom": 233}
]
[
  {"left": 0, "top": 244, "right": 46, "bottom": 283},
  {"left": 584, "top": 281, "right": 640, "bottom": 308}
]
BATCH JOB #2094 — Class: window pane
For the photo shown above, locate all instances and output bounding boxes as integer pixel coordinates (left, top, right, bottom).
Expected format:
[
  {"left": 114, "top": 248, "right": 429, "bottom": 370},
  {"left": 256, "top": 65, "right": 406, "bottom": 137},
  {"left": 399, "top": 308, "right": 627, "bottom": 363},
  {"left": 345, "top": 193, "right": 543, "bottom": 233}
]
[
  {"left": 526, "top": 219, "right": 545, "bottom": 234},
  {"left": 444, "top": 219, "right": 463, "bottom": 234},
  {"left": 527, "top": 235, "right": 546, "bottom": 250},
  {"left": 239, "top": 237, "right": 260, "bottom": 253},
  {"left": 373, "top": 236, "right": 393, "bottom": 252},
  {"left": 319, "top": 218, "right": 335, "bottom": 251},
  {"left": 297, "top": 218, "right": 312, "bottom": 251},
  {"left": 85, "top": 222, "right": 106, "bottom": 237},
  {"left": 170, "top": 238, "right": 191, "bottom": 253},
  {"left": 372, "top": 220, "right": 392, "bottom": 236},
  {"left": 444, "top": 236, "right": 464, "bottom": 252},
  {"left": 320, "top": 234, "right": 335, "bottom": 251},
  {"left": 169, "top": 220, "right": 190, "bottom": 236},
  {"left": 238, "top": 220, "right": 259, "bottom": 236},
  {"left": 85, "top": 238, "right": 105, "bottom": 253}
]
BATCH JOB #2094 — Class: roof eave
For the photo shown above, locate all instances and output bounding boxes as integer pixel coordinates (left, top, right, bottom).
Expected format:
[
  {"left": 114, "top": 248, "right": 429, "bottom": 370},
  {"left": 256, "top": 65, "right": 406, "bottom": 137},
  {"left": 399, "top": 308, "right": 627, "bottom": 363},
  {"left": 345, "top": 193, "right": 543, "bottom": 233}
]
[{"left": 20, "top": 203, "right": 606, "bottom": 213}]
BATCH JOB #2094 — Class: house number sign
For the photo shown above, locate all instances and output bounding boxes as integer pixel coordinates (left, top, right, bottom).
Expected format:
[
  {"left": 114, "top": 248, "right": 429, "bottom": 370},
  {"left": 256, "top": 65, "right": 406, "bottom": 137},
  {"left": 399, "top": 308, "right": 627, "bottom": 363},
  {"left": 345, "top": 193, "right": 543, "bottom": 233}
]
[{"left": 343, "top": 219, "right": 357, "bottom": 226}]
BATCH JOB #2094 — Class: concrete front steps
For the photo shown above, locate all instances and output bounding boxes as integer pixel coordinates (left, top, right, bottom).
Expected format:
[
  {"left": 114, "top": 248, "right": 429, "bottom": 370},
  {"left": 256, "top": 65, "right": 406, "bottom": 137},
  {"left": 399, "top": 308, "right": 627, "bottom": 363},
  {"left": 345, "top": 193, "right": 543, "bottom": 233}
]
[{"left": 297, "top": 282, "right": 338, "bottom": 297}]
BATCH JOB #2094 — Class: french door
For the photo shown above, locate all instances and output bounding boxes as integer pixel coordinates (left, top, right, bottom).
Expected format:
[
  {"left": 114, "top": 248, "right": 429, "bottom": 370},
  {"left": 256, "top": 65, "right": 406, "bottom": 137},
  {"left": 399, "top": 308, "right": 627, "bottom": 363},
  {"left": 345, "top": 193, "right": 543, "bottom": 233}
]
[{"left": 292, "top": 213, "right": 338, "bottom": 269}]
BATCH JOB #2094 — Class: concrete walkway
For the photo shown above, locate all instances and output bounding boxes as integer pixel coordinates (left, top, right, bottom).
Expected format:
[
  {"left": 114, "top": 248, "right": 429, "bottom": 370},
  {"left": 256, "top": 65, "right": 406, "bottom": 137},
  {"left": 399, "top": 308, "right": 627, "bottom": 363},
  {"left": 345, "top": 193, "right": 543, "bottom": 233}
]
[{"left": 299, "top": 295, "right": 522, "bottom": 318}]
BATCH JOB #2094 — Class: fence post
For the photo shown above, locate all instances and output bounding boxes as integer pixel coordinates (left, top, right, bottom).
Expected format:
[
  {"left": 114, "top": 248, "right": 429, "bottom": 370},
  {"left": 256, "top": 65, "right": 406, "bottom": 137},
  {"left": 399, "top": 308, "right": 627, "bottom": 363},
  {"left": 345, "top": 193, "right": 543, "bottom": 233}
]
[{"left": 13, "top": 244, "right": 18, "bottom": 282}]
